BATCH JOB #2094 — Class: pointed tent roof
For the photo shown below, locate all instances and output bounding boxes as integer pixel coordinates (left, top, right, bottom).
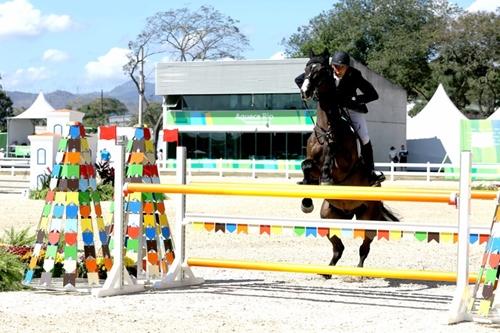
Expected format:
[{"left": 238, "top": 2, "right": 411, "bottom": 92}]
[
  {"left": 13, "top": 92, "right": 55, "bottom": 119},
  {"left": 487, "top": 107, "right": 500, "bottom": 120},
  {"left": 407, "top": 84, "right": 467, "bottom": 163}
]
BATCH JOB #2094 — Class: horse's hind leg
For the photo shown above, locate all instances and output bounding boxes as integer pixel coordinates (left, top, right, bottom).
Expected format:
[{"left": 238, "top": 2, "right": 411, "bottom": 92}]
[
  {"left": 300, "top": 159, "right": 319, "bottom": 213},
  {"left": 322, "top": 235, "right": 345, "bottom": 279},
  {"left": 358, "top": 237, "right": 373, "bottom": 268}
]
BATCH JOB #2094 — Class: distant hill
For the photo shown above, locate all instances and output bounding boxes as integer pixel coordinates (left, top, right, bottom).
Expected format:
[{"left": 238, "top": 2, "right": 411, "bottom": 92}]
[{"left": 7, "top": 81, "right": 161, "bottom": 114}]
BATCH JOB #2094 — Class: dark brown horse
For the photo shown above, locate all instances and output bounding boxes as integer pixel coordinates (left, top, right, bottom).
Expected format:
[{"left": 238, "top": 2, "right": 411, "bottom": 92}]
[{"left": 298, "top": 50, "right": 398, "bottom": 277}]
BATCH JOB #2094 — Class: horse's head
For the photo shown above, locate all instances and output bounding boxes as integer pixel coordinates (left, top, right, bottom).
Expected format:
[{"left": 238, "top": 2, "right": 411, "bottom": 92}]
[{"left": 300, "top": 48, "right": 332, "bottom": 100}]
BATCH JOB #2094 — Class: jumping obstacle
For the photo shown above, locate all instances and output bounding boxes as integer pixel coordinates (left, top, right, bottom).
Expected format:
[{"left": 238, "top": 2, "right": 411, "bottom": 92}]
[
  {"left": 187, "top": 257, "right": 480, "bottom": 283},
  {"left": 95, "top": 146, "right": 497, "bottom": 324},
  {"left": 124, "top": 182, "right": 492, "bottom": 203}
]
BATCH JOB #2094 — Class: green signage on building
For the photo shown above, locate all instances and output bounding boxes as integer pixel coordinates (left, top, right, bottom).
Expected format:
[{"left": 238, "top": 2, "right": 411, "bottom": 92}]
[{"left": 166, "top": 110, "right": 316, "bottom": 126}]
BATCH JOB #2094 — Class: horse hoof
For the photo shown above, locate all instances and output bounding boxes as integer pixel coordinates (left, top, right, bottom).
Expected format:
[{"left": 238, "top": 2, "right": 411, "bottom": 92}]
[
  {"left": 320, "top": 180, "right": 333, "bottom": 186},
  {"left": 301, "top": 198, "right": 314, "bottom": 213},
  {"left": 321, "top": 274, "right": 332, "bottom": 280}
]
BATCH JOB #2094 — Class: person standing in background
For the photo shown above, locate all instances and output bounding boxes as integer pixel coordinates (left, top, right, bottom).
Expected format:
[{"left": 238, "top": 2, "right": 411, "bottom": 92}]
[
  {"left": 398, "top": 144, "right": 408, "bottom": 170},
  {"left": 389, "top": 146, "right": 399, "bottom": 163}
]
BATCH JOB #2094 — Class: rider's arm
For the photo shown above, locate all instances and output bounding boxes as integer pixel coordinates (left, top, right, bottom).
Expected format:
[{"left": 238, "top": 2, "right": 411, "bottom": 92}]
[{"left": 354, "top": 73, "right": 378, "bottom": 105}]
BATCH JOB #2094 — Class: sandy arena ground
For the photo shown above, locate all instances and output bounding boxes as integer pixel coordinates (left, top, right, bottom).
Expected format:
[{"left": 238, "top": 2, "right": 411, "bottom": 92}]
[{"left": 0, "top": 174, "right": 498, "bottom": 332}]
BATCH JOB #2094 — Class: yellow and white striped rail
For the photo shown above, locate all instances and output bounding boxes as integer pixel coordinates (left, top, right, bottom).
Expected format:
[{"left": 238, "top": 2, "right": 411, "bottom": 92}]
[{"left": 124, "top": 182, "right": 495, "bottom": 203}]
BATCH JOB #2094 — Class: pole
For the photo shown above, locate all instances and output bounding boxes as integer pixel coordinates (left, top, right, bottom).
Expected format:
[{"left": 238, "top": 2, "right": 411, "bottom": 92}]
[
  {"left": 138, "top": 47, "right": 144, "bottom": 127},
  {"left": 92, "top": 136, "right": 144, "bottom": 297},
  {"left": 448, "top": 151, "right": 473, "bottom": 323},
  {"left": 176, "top": 146, "right": 187, "bottom": 280}
]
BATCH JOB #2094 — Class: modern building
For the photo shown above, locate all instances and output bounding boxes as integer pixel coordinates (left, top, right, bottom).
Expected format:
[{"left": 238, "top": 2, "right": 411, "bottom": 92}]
[{"left": 155, "top": 59, "right": 406, "bottom": 163}]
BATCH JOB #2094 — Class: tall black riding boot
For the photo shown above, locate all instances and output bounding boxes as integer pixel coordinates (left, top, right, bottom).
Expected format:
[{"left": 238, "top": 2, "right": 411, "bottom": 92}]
[{"left": 361, "top": 141, "right": 385, "bottom": 185}]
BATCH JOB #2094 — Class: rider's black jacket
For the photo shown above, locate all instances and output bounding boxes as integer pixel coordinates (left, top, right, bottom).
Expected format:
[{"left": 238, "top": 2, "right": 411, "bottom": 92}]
[
  {"left": 335, "top": 67, "right": 378, "bottom": 113},
  {"left": 295, "top": 67, "right": 378, "bottom": 113}
]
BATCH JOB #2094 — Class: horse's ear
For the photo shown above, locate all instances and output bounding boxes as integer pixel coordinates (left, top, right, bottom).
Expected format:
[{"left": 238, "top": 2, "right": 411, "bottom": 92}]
[
  {"left": 322, "top": 48, "right": 330, "bottom": 57},
  {"left": 308, "top": 49, "right": 314, "bottom": 58}
]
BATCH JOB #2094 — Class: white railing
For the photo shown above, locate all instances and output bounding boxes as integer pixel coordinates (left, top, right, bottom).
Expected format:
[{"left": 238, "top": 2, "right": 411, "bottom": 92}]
[
  {"left": 156, "top": 159, "right": 500, "bottom": 182},
  {"left": 0, "top": 158, "right": 30, "bottom": 176}
]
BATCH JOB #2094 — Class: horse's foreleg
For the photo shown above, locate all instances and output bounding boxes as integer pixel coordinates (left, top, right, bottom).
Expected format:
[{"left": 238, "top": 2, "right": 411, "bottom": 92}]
[
  {"left": 300, "top": 159, "right": 319, "bottom": 213},
  {"left": 357, "top": 237, "right": 373, "bottom": 268},
  {"left": 320, "top": 144, "right": 334, "bottom": 185}
]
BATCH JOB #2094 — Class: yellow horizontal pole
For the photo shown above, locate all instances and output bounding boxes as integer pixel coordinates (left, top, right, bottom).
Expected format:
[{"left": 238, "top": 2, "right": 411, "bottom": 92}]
[
  {"left": 190, "top": 182, "right": 496, "bottom": 200},
  {"left": 187, "top": 257, "right": 480, "bottom": 284},
  {"left": 126, "top": 183, "right": 460, "bottom": 203}
]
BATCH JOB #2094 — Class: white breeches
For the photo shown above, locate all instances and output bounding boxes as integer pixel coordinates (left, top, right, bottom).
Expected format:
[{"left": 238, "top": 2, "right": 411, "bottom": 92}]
[{"left": 348, "top": 110, "right": 370, "bottom": 145}]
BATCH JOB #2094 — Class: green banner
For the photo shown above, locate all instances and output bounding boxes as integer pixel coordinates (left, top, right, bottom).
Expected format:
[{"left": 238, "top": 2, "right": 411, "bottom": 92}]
[
  {"left": 461, "top": 120, "right": 500, "bottom": 163},
  {"left": 166, "top": 110, "right": 315, "bottom": 126},
  {"left": 453, "top": 119, "right": 500, "bottom": 180}
]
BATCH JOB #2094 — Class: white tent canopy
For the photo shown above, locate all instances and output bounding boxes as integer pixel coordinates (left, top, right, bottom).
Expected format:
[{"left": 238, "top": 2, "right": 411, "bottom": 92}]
[
  {"left": 407, "top": 84, "right": 467, "bottom": 164},
  {"left": 7, "top": 92, "right": 55, "bottom": 151},
  {"left": 487, "top": 107, "right": 500, "bottom": 120},
  {"left": 12, "top": 92, "right": 55, "bottom": 119}
]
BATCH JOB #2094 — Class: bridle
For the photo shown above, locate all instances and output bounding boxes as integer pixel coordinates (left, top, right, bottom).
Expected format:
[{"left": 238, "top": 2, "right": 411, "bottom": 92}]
[{"left": 301, "top": 61, "right": 336, "bottom": 144}]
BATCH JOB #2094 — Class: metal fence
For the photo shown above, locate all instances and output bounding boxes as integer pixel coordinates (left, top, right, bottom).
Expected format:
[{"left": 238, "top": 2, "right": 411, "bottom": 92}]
[
  {"left": 156, "top": 159, "right": 500, "bottom": 182},
  {"left": 0, "top": 158, "right": 30, "bottom": 176}
]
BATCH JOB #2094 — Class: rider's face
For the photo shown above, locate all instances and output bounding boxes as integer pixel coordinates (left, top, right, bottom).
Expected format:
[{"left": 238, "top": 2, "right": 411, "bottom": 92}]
[{"left": 332, "top": 64, "right": 348, "bottom": 78}]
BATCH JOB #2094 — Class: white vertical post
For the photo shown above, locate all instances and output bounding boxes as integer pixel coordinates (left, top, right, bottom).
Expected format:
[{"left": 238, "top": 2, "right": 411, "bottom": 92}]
[
  {"left": 153, "top": 146, "right": 204, "bottom": 289},
  {"left": 252, "top": 158, "right": 256, "bottom": 178},
  {"left": 390, "top": 162, "right": 394, "bottom": 181},
  {"left": 176, "top": 146, "right": 187, "bottom": 277},
  {"left": 448, "top": 151, "right": 472, "bottom": 323},
  {"left": 426, "top": 162, "right": 431, "bottom": 182},
  {"left": 219, "top": 158, "right": 223, "bottom": 177},
  {"left": 285, "top": 159, "right": 289, "bottom": 179},
  {"left": 457, "top": 151, "right": 471, "bottom": 289},
  {"left": 92, "top": 136, "right": 144, "bottom": 297}
]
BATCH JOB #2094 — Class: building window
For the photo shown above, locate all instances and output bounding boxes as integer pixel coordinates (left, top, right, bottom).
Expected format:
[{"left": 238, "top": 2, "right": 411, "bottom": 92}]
[
  {"left": 179, "top": 94, "right": 305, "bottom": 111},
  {"left": 170, "top": 131, "right": 309, "bottom": 160},
  {"left": 37, "top": 148, "right": 46, "bottom": 165},
  {"left": 53, "top": 124, "right": 63, "bottom": 135}
]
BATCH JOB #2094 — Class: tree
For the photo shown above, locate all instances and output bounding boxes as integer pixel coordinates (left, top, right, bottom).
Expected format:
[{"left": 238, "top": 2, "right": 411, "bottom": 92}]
[
  {"left": 146, "top": 5, "right": 250, "bottom": 61},
  {"left": 431, "top": 11, "right": 500, "bottom": 117},
  {"left": 128, "top": 102, "right": 162, "bottom": 128},
  {"left": 0, "top": 75, "right": 13, "bottom": 131},
  {"left": 124, "top": 5, "right": 250, "bottom": 149},
  {"left": 283, "top": 0, "right": 460, "bottom": 101},
  {"left": 78, "top": 98, "right": 127, "bottom": 128},
  {"left": 283, "top": 0, "right": 499, "bottom": 116}
]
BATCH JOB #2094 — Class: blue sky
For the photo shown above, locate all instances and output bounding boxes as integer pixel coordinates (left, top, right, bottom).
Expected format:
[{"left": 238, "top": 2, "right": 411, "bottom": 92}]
[{"left": 0, "top": 0, "right": 496, "bottom": 93}]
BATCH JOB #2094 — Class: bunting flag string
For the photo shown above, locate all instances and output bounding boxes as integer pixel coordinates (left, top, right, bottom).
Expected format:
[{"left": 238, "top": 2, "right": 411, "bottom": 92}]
[{"left": 189, "top": 221, "right": 490, "bottom": 245}]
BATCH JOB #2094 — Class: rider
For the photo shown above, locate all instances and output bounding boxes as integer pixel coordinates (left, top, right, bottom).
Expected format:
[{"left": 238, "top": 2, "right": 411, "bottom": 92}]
[{"left": 330, "top": 51, "right": 385, "bottom": 185}]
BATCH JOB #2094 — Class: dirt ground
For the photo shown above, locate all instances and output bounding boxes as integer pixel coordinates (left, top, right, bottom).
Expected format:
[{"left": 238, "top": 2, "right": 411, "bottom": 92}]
[{"left": 0, "top": 175, "right": 498, "bottom": 332}]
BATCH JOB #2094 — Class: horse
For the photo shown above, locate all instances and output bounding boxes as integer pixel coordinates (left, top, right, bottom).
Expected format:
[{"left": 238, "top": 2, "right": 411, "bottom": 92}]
[{"left": 298, "top": 49, "right": 399, "bottom": 277}]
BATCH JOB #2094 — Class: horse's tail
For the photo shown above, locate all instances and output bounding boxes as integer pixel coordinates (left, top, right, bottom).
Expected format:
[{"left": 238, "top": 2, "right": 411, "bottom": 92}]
[{"left": 381, "top": 204, "right": 399, "bottom": 222}]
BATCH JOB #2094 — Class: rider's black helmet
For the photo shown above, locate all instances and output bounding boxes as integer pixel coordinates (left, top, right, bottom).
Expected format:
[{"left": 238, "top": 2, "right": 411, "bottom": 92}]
[{"left": 331, "top": 51, "right": 350, "bottom": 66}]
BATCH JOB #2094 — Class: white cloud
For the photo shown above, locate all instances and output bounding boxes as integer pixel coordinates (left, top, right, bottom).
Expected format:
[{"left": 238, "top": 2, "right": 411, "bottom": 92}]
[
  {"left": 85, "top": 47, "right": 131, "bottom": 81},
  {"left": 269, "top": 51, "right": 286, "bottom": 60},
  {"left": 467, "top": 0, "right": 499, "bottom": 12},
  {"left": 42, "top": 49, "right": 69, "bottom": 62},
  {"left": 3, "top": 66, "right": 50, "bottom": 89},
  {"left": 0, "top": 0, "right": 72, "bottom": 38}
]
